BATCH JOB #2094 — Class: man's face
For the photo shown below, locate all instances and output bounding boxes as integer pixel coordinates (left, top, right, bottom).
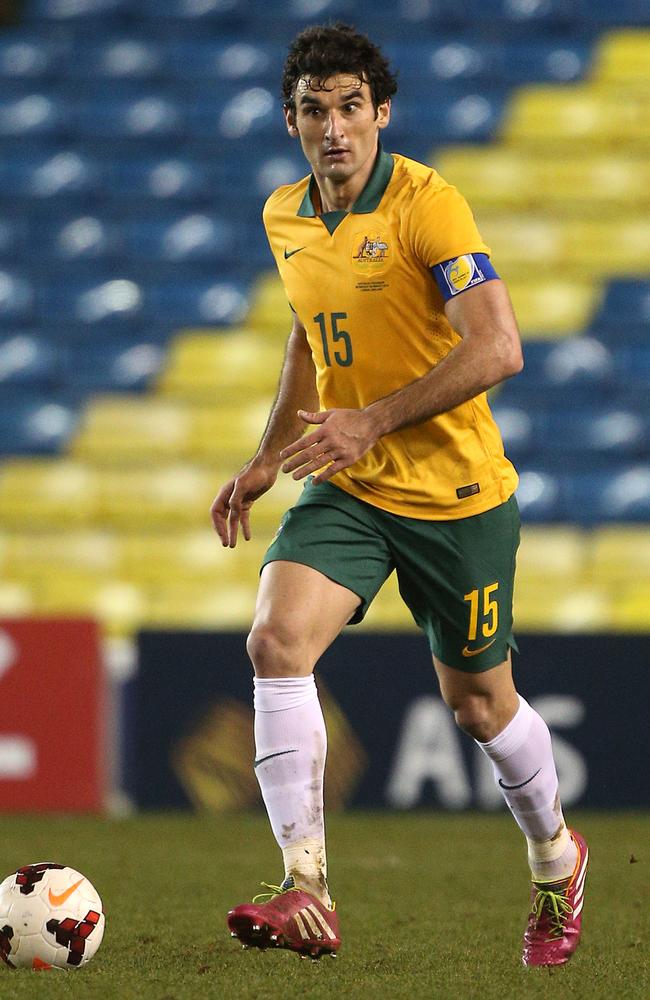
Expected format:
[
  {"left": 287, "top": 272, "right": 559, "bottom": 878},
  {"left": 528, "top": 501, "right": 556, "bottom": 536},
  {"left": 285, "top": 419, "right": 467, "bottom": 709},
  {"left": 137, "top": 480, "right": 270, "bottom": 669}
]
[{"left": 284, "top": 74, "right": 390, "bottom": 183}]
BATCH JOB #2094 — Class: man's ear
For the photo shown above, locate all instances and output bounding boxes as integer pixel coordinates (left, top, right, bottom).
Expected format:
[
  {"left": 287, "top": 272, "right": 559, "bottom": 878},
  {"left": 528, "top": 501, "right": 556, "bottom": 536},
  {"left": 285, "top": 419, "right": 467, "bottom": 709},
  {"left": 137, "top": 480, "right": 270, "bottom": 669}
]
[
  {"left": 376, "top": 98, "right": 391, "bottom": 131},
  {"left": 283, "top": 104, "right": 300, "bottom": 137}
]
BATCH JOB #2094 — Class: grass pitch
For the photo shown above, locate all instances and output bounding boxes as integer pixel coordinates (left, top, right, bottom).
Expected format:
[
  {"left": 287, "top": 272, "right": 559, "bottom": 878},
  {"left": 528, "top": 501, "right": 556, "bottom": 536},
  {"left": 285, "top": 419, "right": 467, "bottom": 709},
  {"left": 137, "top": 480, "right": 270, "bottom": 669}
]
[{"left": 0, "top": 811, "right": 647, "bottom": 1000}]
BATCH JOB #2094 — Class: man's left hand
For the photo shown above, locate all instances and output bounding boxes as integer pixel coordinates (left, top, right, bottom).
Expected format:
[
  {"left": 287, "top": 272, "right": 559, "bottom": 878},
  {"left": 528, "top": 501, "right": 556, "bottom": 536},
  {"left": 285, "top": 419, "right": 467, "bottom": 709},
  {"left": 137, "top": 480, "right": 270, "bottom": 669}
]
[{"left": 279, "top": 408, "right": 379, "bottom": 484}]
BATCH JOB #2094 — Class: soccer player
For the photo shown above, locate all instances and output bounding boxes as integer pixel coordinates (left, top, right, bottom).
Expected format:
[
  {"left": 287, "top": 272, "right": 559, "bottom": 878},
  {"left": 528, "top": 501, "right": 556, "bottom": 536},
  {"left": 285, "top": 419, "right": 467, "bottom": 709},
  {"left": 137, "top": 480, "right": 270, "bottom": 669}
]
[{"left": 211, "top": 23, "right": 588, "bottom": 966}]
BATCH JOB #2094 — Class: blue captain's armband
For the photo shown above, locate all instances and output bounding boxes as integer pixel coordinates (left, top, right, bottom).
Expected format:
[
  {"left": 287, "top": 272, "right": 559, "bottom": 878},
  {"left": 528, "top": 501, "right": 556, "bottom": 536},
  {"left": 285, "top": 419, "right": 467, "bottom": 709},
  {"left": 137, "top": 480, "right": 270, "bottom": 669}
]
[{"left": 431, "top": 253, "right": 499, "bottom": 301}]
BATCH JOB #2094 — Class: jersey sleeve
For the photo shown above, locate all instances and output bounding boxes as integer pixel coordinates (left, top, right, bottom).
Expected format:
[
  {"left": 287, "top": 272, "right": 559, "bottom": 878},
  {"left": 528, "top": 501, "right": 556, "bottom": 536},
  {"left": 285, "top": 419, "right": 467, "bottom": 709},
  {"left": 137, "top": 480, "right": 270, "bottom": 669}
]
[{"left": 408, "top": 179, "right": 491, "bottom": 268}]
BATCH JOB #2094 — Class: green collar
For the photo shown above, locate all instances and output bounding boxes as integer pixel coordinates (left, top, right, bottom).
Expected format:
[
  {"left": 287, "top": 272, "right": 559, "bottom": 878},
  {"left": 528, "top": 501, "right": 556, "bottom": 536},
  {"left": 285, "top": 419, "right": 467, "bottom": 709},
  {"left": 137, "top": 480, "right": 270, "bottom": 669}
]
[{"left": 297, "top": 147, "right": 394, "bottom": 234}]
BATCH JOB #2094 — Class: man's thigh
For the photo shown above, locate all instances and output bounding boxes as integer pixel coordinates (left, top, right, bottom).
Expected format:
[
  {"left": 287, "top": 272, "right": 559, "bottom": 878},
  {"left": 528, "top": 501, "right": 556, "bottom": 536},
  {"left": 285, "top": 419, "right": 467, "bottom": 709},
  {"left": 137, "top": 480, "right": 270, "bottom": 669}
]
[
  {"left": 390, "top": 496, "right": 521, "bottom": 673},
  {"left": 261, "top": 479, "right": 394, "bottom": 623}
]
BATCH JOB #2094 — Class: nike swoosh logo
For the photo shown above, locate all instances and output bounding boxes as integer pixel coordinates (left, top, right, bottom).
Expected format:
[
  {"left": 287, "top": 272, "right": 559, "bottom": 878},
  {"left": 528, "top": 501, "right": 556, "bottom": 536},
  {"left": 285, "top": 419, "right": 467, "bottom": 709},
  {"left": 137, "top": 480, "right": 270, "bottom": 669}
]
[
  {"left": 284, "top": 247, "right": 305, "bottom": 259},
  {"left": 48, "top": 877, "right": 84, "bottom": 907},
  {"left": 498, "top": 767, "right": 541, "bottom": 790},
  {"left": 461, "top": 638, "right": 497, "bottom": 658},
  {"left": 253, "top": 749, "right": 298, "bottom": 769}
]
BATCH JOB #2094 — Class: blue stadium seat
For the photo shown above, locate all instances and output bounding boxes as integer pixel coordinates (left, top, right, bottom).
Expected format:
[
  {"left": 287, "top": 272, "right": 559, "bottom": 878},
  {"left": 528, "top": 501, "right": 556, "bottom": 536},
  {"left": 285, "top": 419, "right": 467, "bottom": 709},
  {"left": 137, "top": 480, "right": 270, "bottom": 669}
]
[
  {"left": 0, "top": 216, "right": 28, "bottom": 260},
  {"left": 500, "top": 42, "right": 590, "bottom": 83},
  {"left": 515, "top": 468, "right": 567, "bottom": 522},
  {"left": 122, "top": 213, "right": 234, "bottom": 263},
  {"left": 189, "top": 86, "right": 278, "bottom": 142},
  {"left": 543, "top": 410, "right": 647, "bottom": 460},
  {"left": 148, "top": 278, "right": 250, "bottom": 325},
  {"left": 46, "top": 215, "right": 119, "bottom": 262},
  {"left": 105, "top": 156, "right": 212, "bottom": 201},
  {"left": 0, "top": 150, "right": 103, "bottom": 200},
  {"left": 63, "top": 340, "right": 165, "bottom": 392},
  {"left": 567, "top": 466, "right": 650, "bottom": 523},
  {"left": 0, "top": 93, "right": 64, "bottom": 138},
  {"left": 0, "top": 390, "right": 79, "bottom": 455},
  {"left": 0, "top": 36, "right": 65, "bottom": 79},
  {"left": 136, "top": 0, "right": 248, "bottom": 24},
  {"left": 63, "top": 39, "right": 165, "bottom": 80},
  {"left": 600, "top": 466, "right": 650, "bottom": 521},
  {"left": 168, "top": 40, "right": 282, "bottom": 83},
  {"left": 254, "top": 154, "right": 307, "bottom": 197},
  {"left": 73, "top": 93, "right": 183, "bottom": 140},
  {"left": 23, "top": 0, "right": 130, "bottom": 22},
  {"left": 39, "top": 276, "right": 146, "bottom": 326},
  {"left": 0, "top": 334, "right": 60, "bottom": 388},
  {"left": 0, "top": 270, "right": 35, "bottom": 324},
  {"left": 597, "top": 280, "right": 650, "bottom": 326},
  {"left": 490, "top": 404, "right": 536, "bottom": 461}
]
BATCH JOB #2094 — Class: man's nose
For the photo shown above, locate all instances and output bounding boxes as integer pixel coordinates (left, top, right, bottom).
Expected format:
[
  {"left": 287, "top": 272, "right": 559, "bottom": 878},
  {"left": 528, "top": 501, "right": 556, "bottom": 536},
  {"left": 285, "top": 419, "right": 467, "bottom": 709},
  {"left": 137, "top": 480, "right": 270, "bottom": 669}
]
[{"left": 324, "top": 110, "right": 344, "bottom": 139}]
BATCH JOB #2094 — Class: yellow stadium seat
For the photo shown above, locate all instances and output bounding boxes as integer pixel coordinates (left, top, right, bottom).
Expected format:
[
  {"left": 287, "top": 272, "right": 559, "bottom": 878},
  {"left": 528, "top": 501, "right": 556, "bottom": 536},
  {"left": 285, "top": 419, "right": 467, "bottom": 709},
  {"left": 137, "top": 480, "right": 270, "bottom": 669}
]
[
  {"left": 589, "top": 528, "right": 650, "bottom": 585},
  {"left": 0, "top": 581, "right": 34, "bottom": 616},
  {"left": 95, "top": 464, "right": 217, "bottom": 529},
  {"left": 143, "top": 580, "right": 258, "bottom": 629},
  {"left": 247, "top": 272, "right": 293, "bottom": 336},
  {"left": 504, "top": 87, "right": 611, "bottom": 144},
  {"left": 534, "top": 158, "right": 650, "bottom": 213},
  {"left": 187, "top": 399, "right": 275, "bottom": 463},
  {"left": 517, "top": 527, "right": 587, "bottom": 581},
  {"left": 610, "top": 584, "right": 650, "bottom": 631},
  {"left": 120, "top": 531, "right": 268, "bottom": 585},
  {"left": 433, "top": 148, "right": 534, "bottom": 211},
  {"left": 507, "top": 280, "right": 601, "bottom": 337},
  {"left": 594, "top": 31, "right": 650, "bottom": 84},
  {"left": 33, "top": 573, "right": 146, "bottom": 637},
  {"left": 514, "top": 579, "right": 613, "bottom": 632},
  {"left": 158, "top": 330, "right": 284, "bottom": 401},
  {"left": 3, "top": 531, "right": 120, "bottom": 581},
  {"left": 72, "top": 396, "right": 192, "bottom": 462},
  {"left": 0, "top": 459, "right": 98, "bottom": 528}
]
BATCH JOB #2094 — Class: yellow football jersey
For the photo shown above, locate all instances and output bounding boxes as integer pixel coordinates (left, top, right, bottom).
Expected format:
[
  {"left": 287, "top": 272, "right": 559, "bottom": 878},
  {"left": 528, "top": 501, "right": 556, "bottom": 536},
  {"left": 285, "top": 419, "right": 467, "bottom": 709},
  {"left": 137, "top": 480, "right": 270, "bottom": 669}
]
[{"left": 263, "top": 149, "right": 518, "bottom": 520}]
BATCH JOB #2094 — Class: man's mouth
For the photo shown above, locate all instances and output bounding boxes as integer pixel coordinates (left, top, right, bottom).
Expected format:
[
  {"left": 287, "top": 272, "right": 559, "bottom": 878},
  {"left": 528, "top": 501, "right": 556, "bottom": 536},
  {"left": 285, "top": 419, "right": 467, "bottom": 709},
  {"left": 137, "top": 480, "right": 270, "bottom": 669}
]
[{"left": 323, "top": 147, "right": 349, "bottom": 159}]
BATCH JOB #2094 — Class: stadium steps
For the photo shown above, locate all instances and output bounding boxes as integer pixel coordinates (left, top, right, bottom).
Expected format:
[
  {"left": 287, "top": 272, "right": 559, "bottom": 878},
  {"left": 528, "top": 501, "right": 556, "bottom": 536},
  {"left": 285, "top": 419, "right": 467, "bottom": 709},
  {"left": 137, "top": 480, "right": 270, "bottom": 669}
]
[{"left": 1, "top": 20, "right": 650, "bottom": 635}]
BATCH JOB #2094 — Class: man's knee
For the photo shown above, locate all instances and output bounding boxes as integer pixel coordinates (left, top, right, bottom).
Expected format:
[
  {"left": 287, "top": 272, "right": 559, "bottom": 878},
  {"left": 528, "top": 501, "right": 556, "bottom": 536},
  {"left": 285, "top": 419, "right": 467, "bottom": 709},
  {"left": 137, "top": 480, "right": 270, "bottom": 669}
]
[
  {"left": 448, "top": 692, "right": 501, "bottom": 742},
  {"left": 246, "top": 622, "right": 310, "bottom": 677}
]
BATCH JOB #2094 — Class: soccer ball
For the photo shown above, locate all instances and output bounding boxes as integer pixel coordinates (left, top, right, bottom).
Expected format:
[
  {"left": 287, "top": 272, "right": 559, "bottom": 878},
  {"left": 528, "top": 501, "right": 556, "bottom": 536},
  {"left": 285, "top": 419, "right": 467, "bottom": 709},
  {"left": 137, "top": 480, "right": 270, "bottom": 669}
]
[{"left": 0, "top": 863, "right": 105, "bottom": 971}]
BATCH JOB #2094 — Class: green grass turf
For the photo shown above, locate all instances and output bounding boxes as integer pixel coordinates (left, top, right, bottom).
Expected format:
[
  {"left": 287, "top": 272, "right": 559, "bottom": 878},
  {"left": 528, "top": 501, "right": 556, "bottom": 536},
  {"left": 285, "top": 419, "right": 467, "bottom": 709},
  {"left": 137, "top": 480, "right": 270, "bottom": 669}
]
[{"left": 0, "top": 811, "right": 647, "bottom": 1000}]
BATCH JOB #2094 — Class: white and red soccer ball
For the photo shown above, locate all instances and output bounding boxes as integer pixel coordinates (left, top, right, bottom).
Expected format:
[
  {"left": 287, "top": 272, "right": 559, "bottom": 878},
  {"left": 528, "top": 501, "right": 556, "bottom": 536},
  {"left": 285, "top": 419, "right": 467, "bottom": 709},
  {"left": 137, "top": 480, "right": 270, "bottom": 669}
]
[{"left": 0, "top": 863, "right": 104, "bottom": 970}]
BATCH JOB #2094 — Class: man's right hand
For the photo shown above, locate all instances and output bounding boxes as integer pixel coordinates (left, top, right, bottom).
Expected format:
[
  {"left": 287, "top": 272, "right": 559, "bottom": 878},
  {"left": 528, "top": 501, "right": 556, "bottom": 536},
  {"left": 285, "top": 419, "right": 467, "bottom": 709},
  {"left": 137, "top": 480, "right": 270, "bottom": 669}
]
[{"left": 210, "top": 461, "right": 278, "bottom": 547}]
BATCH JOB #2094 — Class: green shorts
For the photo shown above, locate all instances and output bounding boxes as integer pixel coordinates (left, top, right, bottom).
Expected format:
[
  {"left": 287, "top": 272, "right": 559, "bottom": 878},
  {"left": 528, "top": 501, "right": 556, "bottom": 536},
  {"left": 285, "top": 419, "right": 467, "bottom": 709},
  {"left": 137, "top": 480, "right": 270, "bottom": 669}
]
[{"left": 262, "top": 480, "right": 520, "bottom": 672}]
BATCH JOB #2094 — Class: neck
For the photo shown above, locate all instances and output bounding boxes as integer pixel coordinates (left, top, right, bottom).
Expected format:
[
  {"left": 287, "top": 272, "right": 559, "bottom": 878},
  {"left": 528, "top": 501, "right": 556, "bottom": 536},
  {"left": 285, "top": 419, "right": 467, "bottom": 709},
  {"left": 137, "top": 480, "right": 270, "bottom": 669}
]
[{"left": 313, "top": 144, "right": 379, "bottom": 214}]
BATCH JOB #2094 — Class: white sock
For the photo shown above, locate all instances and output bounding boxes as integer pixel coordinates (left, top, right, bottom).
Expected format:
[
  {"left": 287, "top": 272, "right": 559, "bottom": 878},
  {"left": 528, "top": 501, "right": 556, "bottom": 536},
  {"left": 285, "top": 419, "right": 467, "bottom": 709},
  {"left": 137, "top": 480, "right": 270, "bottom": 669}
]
[
  {"left": 476, "top": 695, "right": 578, "bottom": 883},
  {"left": 253, "top": 675, "right": 330, "bottom": 905}
]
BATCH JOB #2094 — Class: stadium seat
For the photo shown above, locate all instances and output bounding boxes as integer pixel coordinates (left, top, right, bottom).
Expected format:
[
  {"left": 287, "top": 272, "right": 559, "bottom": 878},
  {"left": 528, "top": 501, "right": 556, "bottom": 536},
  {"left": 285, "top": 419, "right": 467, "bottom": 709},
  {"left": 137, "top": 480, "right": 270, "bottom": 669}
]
[
  {"left": 63, "top": 39, "right": 165, "bottom": 79},
  {"left": 158, "top": 330, "right": 284, "bottom": 400},
  {"left": 3, "top": 529, "right": 121, "bottom": 579},
  {"left": 0, "top": 392, "right": 79, "bottom": 455},
  {"left": 0, "top": 92, "right": 64, "bottom": 138},
  {"left": 0, "top": 458, "right": 98, "bottom": 527},
  {"left": 0, "top": 36, "right": 64, "bottom": 79},
  {"left": 72, "top": 396, "right": 192, "bottom": 462},
  {"left": 167, "top": 40, "right": 281, "bottom": 83},
  {"left": 0, "top": 334, "right": 60, "bottom": 387},
  {"left": 73, "top": 93, "right": 183, "bottom": 140},
  {"left": 94, "top": 464, "right": 216, "bottom": 529},
  {"left": 23, "top": 0, "right": 130, "bottom": 22},
  {"left": 594, "top": 29, "right": 650, "bottom": 81},
  {"left": 64, "top": 341, "right": 165, "bottom": 392},
  {"left": 514, "top": 469, "right": 566, "bottom": 522},
  {"left": 590, "top": 526, "right": 650, "bottom": 584},
  {"left": 0, "top": 150, "right": 102, "bottom": 199},
  {"left": 105, "top": 156, "right": 212, "bottom": 201},
  {"left": 122, "top": 213, "right": 234, "bottom": 263}
]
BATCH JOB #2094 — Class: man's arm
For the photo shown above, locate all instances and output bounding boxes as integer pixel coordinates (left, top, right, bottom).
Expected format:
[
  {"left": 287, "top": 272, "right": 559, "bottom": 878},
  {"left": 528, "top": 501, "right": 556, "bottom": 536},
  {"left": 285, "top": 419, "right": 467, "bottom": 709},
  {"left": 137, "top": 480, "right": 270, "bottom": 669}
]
[
  {"left": 210, "top": 314, "right": 317, "bottom": 546},
  {"left": 280, "top": 279, "right": 523, "bottom": 483}
]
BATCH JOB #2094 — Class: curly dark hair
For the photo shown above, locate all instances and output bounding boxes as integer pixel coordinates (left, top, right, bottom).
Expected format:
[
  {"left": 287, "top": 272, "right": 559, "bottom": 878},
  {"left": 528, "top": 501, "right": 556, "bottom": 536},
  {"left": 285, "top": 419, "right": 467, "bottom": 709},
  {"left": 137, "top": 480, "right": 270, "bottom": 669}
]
[{"left": 282, "top": 23, "right": 398, "bottom": 113}]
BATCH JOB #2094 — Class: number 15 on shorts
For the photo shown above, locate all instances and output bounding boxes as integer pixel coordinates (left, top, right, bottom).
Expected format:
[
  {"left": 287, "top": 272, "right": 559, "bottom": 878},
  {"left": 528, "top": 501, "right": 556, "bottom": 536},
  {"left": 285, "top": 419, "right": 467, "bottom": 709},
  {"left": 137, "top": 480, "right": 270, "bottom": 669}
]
[{"left": 464, "top": 583, "right": 499, "bottom": 642}]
